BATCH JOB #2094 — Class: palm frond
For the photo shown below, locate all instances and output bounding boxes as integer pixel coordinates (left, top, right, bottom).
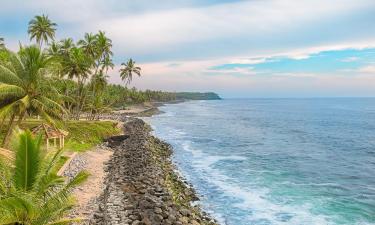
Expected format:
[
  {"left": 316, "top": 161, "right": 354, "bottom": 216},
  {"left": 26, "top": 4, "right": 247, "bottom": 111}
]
[
  {"left": 13, "top": 130, "right": 42, "bottom": 191},
  {"left": 0, "top": 64, "right": 23, "bottom": 86},
  {"left": 0, "top": 83, "right": 26, "bottom": 103}
]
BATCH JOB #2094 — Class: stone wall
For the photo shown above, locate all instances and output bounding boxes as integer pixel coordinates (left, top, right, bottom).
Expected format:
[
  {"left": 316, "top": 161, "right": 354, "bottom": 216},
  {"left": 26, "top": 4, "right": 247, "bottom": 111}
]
[{"left": 90, "top": 119, "right": 218, "bottom": 225}]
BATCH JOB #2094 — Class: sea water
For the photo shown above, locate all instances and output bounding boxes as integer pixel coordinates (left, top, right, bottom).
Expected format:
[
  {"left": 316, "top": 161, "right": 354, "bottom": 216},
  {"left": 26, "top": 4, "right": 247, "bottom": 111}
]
[{"left": 144, "top": 99, "right": 375, "bottom": 225}]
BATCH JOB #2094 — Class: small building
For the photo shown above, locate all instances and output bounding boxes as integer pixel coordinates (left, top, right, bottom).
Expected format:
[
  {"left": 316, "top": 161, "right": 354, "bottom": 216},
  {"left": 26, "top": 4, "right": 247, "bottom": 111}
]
[{"left": 31, "top": 123, "right": 69, "bottom": 149}]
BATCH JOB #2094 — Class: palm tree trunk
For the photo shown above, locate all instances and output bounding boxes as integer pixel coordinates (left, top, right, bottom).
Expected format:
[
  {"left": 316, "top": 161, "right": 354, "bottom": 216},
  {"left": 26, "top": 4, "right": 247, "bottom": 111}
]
[
  {"left": 2, "top": 113, "right": 16, "bottom": 147},
  {"left": 17, "top": 110, "right": 27, "bottom": 126},
  {"left": 75, "top": 79, "right": 83, "bottom": 120}
]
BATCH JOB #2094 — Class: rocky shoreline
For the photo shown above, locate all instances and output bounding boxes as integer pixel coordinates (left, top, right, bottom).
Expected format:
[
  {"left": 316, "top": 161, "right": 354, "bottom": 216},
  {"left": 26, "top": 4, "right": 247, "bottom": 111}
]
[{"left": 88, "top": 118, "right": 218, "bottom": 225}]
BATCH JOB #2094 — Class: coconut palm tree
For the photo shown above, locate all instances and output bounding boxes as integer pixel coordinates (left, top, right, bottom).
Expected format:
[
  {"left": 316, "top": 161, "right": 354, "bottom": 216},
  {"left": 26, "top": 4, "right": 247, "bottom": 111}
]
[
  {"left": 28, "top": 14, "right": 57, "bottom": 48},
  {"left": 0, "top": 130, "right": 88, "bottom": 225},
  {"left": 78, "top": 33, "right": 98, "bottom": 60},
  {"left": 119, "top": 58, "right": 141, "bottom": 86},
  {"left": 60, "top": 38, "right": 75, "bottom": 55},
  {"left": 95, "top": 31, "right": 113, "bottom": 73},
  {"left": 0, "top": 46, "right": 66, "bottom": 146},
  {"left": 60, "top": 47, "right": 92, "bottom": 119},
  {"left": 61, "top": 47, "right": 92, "bottom": 86},
  {"left": 91, "top": 71, "right": 108, "bottom": 94}
]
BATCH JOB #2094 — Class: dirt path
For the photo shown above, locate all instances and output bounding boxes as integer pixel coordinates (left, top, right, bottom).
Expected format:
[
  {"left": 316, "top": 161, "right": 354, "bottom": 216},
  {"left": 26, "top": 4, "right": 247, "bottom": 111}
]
[{"left": 71, "top": 147, "right": 113, "bottom": 219}]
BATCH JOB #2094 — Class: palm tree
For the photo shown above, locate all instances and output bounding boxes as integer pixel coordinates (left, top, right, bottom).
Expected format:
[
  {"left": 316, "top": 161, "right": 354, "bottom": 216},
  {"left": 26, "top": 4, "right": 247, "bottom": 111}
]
[
  {"left": 61, "top": 47, "right": 92, "bottom": 85},
  {"left": 28, "top": 15, "right": 57, "bottom": 48},
  {"left": 0, "top": 46, "right": 66, "bottom": 146},
  {"left": 0, "top": 130, "right": 89, "bottom": 225},
  {"left": 60, "top": 47, "right": 92, "bottom": 119},
  {"left": 119, "top": 58, "right": 141, "bottom": 86},
  {"left": 101, "top": 56, "right": 114, "bottom": 74},
  {"left": 78, "top": 33, "right": 98, "bottom": 59},
  {"left": 60, "top": 38, "right": 75, "bottom": 55},
  {"left": 95, "top": 31, "right": 113, "bottom": 73},
  {"left": 91, "top": 71, "right": 108, "bottom": 94}
]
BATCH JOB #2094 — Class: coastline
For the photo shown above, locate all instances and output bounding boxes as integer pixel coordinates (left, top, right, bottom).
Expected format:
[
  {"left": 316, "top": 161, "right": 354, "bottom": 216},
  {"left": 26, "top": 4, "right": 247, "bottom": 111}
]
[{"left": 88, "top": 116, "right": 218, "bottom": 225}]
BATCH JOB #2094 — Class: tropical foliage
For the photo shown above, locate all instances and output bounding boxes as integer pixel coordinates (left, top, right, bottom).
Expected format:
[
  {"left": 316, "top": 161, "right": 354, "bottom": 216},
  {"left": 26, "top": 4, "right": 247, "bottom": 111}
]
[
  {"left": 0, "top": 13, "right": 189, "bottom": 225},
  {"left": 0, "top": 130, "right": 89, "bottom": 225},
  {"left": 0, "top": 45, "right": 65, "bottom": 146},
  {"left": 0, "top": 14, "right": 180, "bottom": 144}
]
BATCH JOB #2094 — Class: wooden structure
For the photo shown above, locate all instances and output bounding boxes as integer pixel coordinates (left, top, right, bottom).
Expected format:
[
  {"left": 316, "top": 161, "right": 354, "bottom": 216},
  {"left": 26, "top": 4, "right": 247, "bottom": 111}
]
[{"left": 31, "top": 124, "right": 69, "bottom": 149}]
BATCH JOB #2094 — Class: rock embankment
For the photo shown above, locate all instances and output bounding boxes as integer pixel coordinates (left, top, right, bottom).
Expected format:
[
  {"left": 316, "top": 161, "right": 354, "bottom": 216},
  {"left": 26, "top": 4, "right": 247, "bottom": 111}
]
[{"left": 90, "top": 119, "right": 217, "bottom": 225}]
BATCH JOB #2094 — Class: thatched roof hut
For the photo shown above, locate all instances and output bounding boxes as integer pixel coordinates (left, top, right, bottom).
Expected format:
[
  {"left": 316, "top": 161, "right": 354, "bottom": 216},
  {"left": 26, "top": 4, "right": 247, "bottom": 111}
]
[{"left": 31, "top": 123, "right": 69, "bottom": 149}]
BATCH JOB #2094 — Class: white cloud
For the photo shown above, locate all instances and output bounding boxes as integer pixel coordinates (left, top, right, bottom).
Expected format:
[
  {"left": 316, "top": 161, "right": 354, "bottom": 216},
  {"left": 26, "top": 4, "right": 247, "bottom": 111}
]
[
  {"left": 3, "top": 0, "right": 375, "bottom": 96},
  {"left": 341, "top": 57, "right": 360, "bottom": 62},
  {"left": 358, "top": 65, "right": 375, "bottom": 73}
]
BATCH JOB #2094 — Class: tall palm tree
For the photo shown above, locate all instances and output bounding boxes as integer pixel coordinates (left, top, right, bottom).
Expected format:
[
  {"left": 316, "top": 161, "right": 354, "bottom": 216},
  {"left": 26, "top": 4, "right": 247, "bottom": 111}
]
[
  {"left": 61, "top": 47, "right": 92, "bottom": 87},
  {"left": 0, "top": 130, "right": 89, "bottom": 225},
  {"left": 95, "top": 31, "right": 113, "bottom": 73},
  {"left": 28, "top": 15, "right": 57, "bottom": 48},
  {"left": 119, "top": 58, "right": 141, "bottom": 86},
  {"left": 0, "top": 46, "right": 65, "bottom": 146},
  {"left": 78, "top": 33, "right": 98, "bottom": 60},
  {"left": 60, "top": 47, "right": 92, "bottom": 119}
]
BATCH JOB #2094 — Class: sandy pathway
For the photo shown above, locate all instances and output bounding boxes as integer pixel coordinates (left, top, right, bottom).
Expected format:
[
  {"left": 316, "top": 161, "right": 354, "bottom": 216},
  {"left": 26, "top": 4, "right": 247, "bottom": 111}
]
[{"left": 71, "top": 147, "right": 113, "bottom": 219}]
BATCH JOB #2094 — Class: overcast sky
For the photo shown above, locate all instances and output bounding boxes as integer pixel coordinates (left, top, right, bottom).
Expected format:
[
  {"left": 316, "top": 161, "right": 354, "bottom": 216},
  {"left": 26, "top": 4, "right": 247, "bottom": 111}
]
[{"left": 1, "top": 0, "right": 375, "bottom": 98}]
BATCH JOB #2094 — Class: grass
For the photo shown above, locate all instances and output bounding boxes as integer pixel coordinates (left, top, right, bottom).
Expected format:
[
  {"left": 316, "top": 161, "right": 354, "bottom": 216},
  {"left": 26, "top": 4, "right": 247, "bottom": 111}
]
[
  {"left": 52, "top": 155, "right": 69, "bottom": 173},
  {"left": 64, "top": 121, "right": 121, "bottom": 152},
  {"left": 0, "top": 120, "right": 121, "bottom": 152}
]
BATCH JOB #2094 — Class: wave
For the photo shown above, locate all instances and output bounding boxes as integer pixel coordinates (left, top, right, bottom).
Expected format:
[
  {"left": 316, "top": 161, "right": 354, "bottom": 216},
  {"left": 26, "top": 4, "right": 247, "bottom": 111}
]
[{"left": 180, "top": 141, "right": 338, "bottom": 225}]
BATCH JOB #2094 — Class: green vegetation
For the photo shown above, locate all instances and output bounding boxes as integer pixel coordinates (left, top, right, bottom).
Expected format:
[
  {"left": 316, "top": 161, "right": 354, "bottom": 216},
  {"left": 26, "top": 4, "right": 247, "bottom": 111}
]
[
  {"left": 64, "top": 121, "right": 120, "bottom": 152},
  {"left": 0, "top": 120, "right": 120, "bottom": 152},
  {"left": 175, "top": 92, "right": 221, "bottom": 100},
  {"left": 52, "top": 155, "right": 69, "bottom": 174},
  {"left": 0, "top": 13, "right": 221, "bottom": 225},
  {"left": 0, "top": 130, "right": 89, "bottom": 224},
  {"left": 0, "top": 14, "right": 138, "bottom": 146},
  {"left": 0, "top": 46, "right": 65, "bottom": 146},
  {"left": 0, "top": 15, "right": 221, "bottom": 147}
]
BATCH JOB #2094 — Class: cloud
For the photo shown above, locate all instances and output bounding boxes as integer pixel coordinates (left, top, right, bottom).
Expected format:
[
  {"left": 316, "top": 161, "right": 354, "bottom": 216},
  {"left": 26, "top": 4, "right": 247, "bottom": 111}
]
[
  {"left": 341, "top": 57, "right": 360, "bottom": 62},
  {"left": 358, "top": 65, "right": 375, "bottom": 74},
  {"left": 3, "top": 0, "right": 375, "bottom": 97}
]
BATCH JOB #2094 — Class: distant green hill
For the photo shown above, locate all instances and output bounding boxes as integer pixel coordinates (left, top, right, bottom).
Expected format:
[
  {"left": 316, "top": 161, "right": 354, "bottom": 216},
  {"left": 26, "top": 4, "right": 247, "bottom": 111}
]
[{"left": 175, "top": 92, "right": 221, "bottom": 100}]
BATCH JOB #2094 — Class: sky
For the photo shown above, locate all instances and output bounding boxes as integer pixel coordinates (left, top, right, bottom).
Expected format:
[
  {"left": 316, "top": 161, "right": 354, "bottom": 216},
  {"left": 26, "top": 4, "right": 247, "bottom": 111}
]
[{"left": 1, "top": 0, "right": 375, "bottom": 98}]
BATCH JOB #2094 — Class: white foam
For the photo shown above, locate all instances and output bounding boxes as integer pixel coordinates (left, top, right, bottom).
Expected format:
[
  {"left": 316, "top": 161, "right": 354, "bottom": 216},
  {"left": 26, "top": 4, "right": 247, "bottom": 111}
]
[{"left": 178, "top": 141, "right": 338, "bottom": 225}]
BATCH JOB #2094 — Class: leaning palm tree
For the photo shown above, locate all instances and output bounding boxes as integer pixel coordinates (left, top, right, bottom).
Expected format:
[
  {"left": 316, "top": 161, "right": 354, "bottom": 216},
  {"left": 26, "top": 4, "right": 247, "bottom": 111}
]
[
  {"left": 28, "top": 14, "right": 57, "bottom": 48},
  {"left": 0, "top": 46, "right": 66, "bottom": 146},
  {"left": 0, "top": 130, "right": 89, "bottom": 225},
  {"left": 119, "top": 58, "right": 141, "bottom": 86}
]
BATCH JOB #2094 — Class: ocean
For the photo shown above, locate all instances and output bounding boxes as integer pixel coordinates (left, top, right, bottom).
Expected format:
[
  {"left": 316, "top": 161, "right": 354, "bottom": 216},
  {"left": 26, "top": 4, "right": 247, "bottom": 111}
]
[{"left": 144, "top": 98, "right": 375, "bottom": 225}]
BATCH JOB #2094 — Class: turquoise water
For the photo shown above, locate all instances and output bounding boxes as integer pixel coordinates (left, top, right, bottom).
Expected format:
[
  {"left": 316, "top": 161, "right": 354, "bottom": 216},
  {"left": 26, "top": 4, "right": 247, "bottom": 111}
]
[{"left": 145, "top": 99, "right": 375, "bottom": 225}]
